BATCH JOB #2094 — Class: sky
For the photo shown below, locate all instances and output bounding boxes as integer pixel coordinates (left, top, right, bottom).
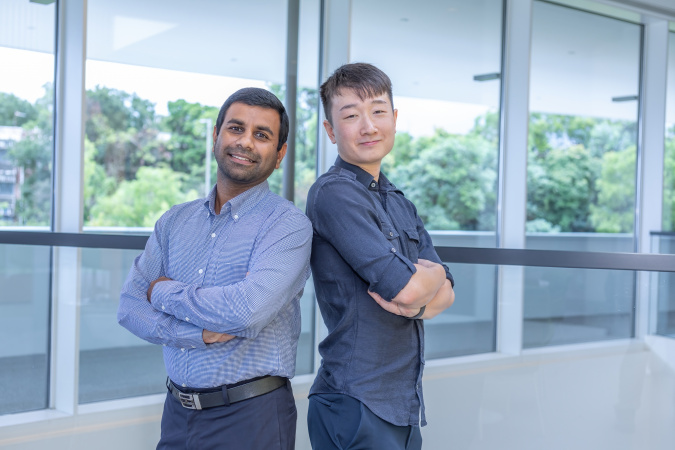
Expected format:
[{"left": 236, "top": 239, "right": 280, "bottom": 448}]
[{"left": 3, "top": 46, "right": 495, "bottom": 137}]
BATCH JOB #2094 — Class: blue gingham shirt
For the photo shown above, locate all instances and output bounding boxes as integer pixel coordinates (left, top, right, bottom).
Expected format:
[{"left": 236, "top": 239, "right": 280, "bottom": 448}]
[{"left": 118, "top": 181, "right": 312, "bottom": 388}]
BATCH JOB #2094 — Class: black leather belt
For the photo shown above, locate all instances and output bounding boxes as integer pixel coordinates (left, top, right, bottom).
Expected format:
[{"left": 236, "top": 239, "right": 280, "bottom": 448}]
[{"left": 166, "top": 376, "right": 287, "bottom": 410}]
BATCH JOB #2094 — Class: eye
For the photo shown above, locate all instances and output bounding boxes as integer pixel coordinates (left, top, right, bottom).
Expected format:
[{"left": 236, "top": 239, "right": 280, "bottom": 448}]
[
  {"left": 228, "top": 126, "right": 243, "bottom": 133},
  {"left": 254, "top": 131, "right": 270, "bottom": 140}
]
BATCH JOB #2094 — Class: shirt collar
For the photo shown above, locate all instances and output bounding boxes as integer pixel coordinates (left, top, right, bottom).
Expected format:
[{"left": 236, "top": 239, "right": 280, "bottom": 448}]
[
  {"left": 203, "top": 181, "right": 270, "bottom": 218},
  {"left": 334, "top": 156, "right": 397, "bottom": 192}
]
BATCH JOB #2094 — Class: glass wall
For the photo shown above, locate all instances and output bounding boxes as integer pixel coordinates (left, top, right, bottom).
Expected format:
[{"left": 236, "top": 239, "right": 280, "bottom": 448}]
[
  {"left": 652, "top": 234, "right": 675, "bottom": 337},
  {"left": 524, "top": 2, "right": 641, "bottom": 348},
  {"left": 349, "top": 0, "right": 504, "bottom": 357},
  {"left": 83, "top": 0, "right": 320, "bottom": 229},
  {"left": 664, "top": 31, "right": 675, "bottom": 231},
  {"left": 0, "top": 0, "right": 55, "bottom": 228},
  {"left": 77, "top": 0, "right": 320, "bottom": 403},
  {"left": 0, "top": 244, "right": 51, "bottom": 414}
]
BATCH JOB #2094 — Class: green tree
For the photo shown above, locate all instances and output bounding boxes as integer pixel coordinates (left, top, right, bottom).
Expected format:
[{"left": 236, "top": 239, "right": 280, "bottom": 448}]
[
  {"left": 5, "top": 85, "right": 54, "bottom": 226},
  {"left": 590, "top": 146, "right": 636, "bottom": 233},
  {"left": 0, "top": 92, "right": 38, "bottom": 126},
  {"left": 387, "top": 129, "right": 497, "bottom": 231},
  {"left": 88, "top": 166, "right": 197, "bottom": 227},
  {"left": 527, "top": 144, "right": 597, "bottom": 232},
  {"left": 664, "top": 125, "right": 675, "bottom": 231}
]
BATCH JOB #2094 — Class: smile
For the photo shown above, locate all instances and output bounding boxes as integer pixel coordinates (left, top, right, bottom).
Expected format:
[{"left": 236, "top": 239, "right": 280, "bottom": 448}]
[{"left": 229, "top": 154, "right": 256, "bottom": 163}]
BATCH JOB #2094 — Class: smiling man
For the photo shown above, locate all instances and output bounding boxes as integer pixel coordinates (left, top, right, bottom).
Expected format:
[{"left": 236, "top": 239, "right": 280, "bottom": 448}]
[
  {"left": 118, "top": 88, "right": 312, "bottom": 450},
  {"left": 305, "top": 63, "right": 456, "bottom": 450}
]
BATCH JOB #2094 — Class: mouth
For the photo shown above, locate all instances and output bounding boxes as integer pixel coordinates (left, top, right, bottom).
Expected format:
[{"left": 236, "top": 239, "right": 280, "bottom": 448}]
[
  {"left": 359, "top": 139, "right": 380, "bottom": 146},
  {"left": 228, "top": 153, "right": 257, "bottom": 164}
]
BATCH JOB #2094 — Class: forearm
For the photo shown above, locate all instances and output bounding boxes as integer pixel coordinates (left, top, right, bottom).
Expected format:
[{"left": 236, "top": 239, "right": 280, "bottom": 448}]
[
  {"left": 420, "top": 279, "right": 455, "bottom": 319},
  {"left": 391, "top": 262, "right": 446, "bottom": 308}
]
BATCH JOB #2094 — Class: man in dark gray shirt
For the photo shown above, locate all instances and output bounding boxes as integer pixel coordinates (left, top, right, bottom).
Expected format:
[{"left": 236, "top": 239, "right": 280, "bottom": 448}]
[{"left": 306, "top": 63, "right": 456, "bottom": 449}]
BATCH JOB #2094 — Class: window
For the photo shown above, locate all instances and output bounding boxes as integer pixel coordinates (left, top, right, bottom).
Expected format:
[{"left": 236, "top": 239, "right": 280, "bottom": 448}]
[
  {"left": 664, "top": 31, "right": 675, "bottom": 231},
  {"left": 0, "top": 0, "right": 55, "bottom": 228},
  {"left": 349, "top": 0, "right": 504, "bottom": 357},
  {"left": 79, "top": 0, "right": 320, "bottom": 403},
  {"left": 524, "top": 2, "right": 642, "bottom": 347}
]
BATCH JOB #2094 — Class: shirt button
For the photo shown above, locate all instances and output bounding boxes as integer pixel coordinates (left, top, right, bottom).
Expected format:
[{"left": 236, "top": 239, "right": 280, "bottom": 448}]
[
  {"left": 161, "top": 305, "right": 165, "bottom": 310},
  {"left": 162, "top": 343, "right": 166, "bottom": 346},
  {"left": 181, "top": 348, "right": 185, "bottom": 352},
  {"left": 389, "top": 232, "right": 393, "bottom": 236},
  {"left": 185, "top": 317, "right": 190, "bottom": 322},
  {"left": 211, "top": 233, "right": 216, "bottom": 238},
  {"left": 198, "top": 269, "right": 203, "bottom": 274},
  {"left": 370, "top": 182, "right": 376, "bottom": 188},
  {"left": 182, "top": 383, "right": 187, "bottom": 387},
  {"left": 234, "top": 214, "right": 239, "bottom": 220},
  {"left": 391, "top": 248, "right": 396, "bottom": 253}
]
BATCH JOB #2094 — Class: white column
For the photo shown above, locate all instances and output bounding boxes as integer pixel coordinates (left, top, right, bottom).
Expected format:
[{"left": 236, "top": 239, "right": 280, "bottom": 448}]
[
  {"left": 51, "top": 0, "right": 87, "bottom": 415},
  {"left": 496, "top": 0, "right": 533, "bottom": 355},
  {"left": 316, "top": 0, "right": 351, "bottom": 176},
  {"left": 635, "top": 19, "right": 669, "bottom": 337}
]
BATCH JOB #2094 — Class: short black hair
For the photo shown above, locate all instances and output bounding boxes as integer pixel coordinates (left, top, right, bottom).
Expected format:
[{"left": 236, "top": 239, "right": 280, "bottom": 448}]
[
  {"left": 215, "top": 87, "right": 289, "bottom": 151},
  {"left": 320, "top": 63, "right": 394, "bottom": 125}
]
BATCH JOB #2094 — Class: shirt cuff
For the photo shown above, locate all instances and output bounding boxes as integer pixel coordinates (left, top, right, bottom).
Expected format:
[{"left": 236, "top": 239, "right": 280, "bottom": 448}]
[{"left": 150, "top": 279, "right": 181, "bottom": 315}]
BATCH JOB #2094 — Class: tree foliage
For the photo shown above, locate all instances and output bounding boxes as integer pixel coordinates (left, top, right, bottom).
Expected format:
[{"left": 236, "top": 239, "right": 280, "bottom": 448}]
[{"left": 3, "top": 82, "right": 664, "bottom": 233}]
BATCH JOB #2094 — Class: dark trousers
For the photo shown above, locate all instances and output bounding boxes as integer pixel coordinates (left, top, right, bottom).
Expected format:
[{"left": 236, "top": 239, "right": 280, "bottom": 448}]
[
  {"left": 157, "top": 380, "right": 296, "bottom": 450},
  {"left": 307, "top": 393, "right": 422, "bottom": 450}
]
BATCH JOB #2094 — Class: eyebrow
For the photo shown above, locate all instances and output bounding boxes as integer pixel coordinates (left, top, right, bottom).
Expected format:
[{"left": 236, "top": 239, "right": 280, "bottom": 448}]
[
  {"left": 226, "top": 118, "right": 275, "bottom": 136},
  {"left": 338, "top": 98, "right": 389, "bottom": 112}
]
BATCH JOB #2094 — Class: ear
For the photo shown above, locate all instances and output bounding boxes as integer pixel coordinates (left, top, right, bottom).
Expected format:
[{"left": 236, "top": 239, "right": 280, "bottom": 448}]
[
  {"left": 393, "top": 109, "right": 398, "bottom": 133},
  {"left": 212, "top": 125, "right": 218, "bottom": 151},
  {"left": 323, "top": 120, "right": 337, "bottom": 144},
  {"left": 275, "top": 143, "right": 288, "bottom": 169}
]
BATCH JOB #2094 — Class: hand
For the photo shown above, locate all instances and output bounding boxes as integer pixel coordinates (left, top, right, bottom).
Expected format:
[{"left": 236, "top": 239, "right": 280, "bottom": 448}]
[
  {"left": 147, "top": 276, "right": 172, "bottom": 302},
  {"left": 368, "top": 290, "right": 421, "bottom": 318},
  {"left": 202, "top": 329, "right": 236, "bottom": 344}
]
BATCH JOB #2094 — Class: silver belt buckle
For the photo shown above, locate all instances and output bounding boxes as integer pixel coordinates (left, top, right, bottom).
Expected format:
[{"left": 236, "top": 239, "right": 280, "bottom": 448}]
[{"left": 178, "top": 391, "right": 202, "bottom": 410}]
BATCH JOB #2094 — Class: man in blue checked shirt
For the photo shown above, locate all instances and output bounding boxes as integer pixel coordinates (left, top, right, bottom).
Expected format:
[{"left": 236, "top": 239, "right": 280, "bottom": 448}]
[
  {"left": 118, "top": 87, "right": 312, "bottom": 450},
  {"left": 306, "top": 63, "right": 456, "bottom": 450}
]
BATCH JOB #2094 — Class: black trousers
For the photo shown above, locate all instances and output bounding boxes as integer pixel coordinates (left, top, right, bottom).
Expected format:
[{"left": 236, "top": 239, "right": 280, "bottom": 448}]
[
  {"left": 307, "top": 393, "right": 422, "bottom": 450},
  {"left": 157, "top": 380, "right": 296, "bottom": 450}
]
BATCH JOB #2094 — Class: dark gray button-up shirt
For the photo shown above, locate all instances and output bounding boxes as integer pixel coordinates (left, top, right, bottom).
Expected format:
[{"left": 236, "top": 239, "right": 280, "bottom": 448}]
[{"left": 307, "top": 157, "right": 453, "bottom": 427}]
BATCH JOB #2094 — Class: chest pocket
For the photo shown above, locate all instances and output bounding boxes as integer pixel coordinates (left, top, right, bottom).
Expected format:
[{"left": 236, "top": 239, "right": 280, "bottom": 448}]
[{"left": 403, "top": 228, "right": 420, "bottom": 262}]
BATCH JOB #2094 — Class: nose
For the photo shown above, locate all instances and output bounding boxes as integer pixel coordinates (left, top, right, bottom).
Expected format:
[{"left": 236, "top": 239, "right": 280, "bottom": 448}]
[
  {"left": 236, "top": 131, "right": 254, "bottom": 148},
  {"left": 360, "top": 115, "right": 377, "bottom": 135}
]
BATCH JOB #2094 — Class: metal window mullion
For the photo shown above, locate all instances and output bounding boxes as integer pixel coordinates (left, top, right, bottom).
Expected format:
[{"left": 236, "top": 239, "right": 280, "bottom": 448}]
[
  {"left": 496, "top": 0, "right": 533, "bottom": 356},
  {"left": 635, "top": 19, "right": 669, "bottom": 337},
  {"left": 315, "top": 0, "right": 350, "bottom": 177},
  {"left": 51, "top": 0, "right": 87, "bottom": 415},
  {"left": 283, "top": 0, "right": 300, "bottom": 202}
]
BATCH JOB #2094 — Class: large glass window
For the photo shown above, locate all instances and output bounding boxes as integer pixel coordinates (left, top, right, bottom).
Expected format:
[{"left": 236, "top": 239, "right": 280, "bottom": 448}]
[
  {"left": 79, "top": 0, "right": 319, "bottom": 402},
  {"left": 349, "top": 0, "right": 503, "bottom": 357},
  {"left": 527, "top": 2, "right": 641, "bottom": 246},
  {"left": 524, "top": 2, "right": 641, "bottom": 348},
  {"left": 0, "top": 244, "right": 51, "bottom": 414},
  {"left": 0, "top": 0, "right": 55, "bottom": 228},
  {"left": 664, "top": 31, "right": 675, "bottom": 231}
]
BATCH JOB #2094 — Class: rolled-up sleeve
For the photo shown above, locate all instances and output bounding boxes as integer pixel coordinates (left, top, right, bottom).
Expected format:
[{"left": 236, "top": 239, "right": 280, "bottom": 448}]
[{"left": 309, "top": 178, "right": 416, "bottom": 301}]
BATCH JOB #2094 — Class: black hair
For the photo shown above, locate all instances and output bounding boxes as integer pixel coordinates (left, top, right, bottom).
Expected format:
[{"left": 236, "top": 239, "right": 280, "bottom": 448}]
[
  {"left": 320, "top": 63, "right": 394, "bottom": 125},
  {"left": 215, "top": 87, "right": 289, "bottom": 151}
]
